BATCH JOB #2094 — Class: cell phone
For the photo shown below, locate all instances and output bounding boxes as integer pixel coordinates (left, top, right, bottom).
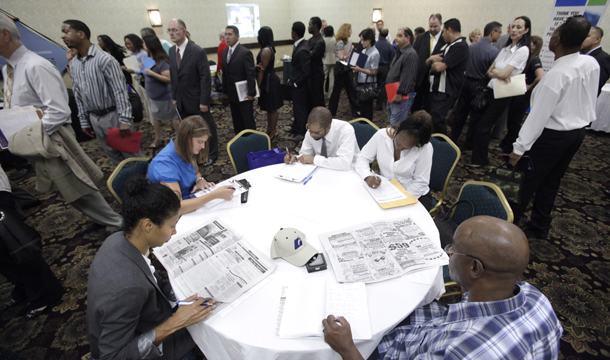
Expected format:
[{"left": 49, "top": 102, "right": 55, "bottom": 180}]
[
  {"left": 306, "top": 253, "right": 327, "bottom": 273},
  {"left": 236, "top": 179, "right": 250, "bottom": 203}
]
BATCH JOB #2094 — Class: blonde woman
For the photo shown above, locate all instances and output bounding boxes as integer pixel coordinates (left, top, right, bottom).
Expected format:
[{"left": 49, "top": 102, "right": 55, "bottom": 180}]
[
  {"left": 469, "top": 29, "right": 482, "bottom": 43},
  {"left": 328, "top": 23, "right": 359, "bottom": 117}
]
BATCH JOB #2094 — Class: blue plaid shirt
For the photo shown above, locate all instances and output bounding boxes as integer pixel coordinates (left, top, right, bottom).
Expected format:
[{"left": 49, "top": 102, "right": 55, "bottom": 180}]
[{"left": 376, "top": 282, "right": 562, "bottom": 360}]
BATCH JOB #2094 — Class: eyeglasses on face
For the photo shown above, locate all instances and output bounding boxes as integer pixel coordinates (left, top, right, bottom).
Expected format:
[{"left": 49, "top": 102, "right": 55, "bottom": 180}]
[{"left": 444, "top": 244, "right": 487, "bottom": 268}]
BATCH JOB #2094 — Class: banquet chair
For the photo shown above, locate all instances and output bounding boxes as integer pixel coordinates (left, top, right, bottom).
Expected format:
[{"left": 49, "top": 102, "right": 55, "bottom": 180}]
[
  {"left": 227, "top": 130, "right": 271, "bottom": 174},
  {"left": 107, "top": 157, "right": 151, "bottom": 204},
  {"left": 349, "top": 118, "right": 379, "bottom": 150},
  {"left": 429, "top": 134, "right": 460, "bottom": 217}
]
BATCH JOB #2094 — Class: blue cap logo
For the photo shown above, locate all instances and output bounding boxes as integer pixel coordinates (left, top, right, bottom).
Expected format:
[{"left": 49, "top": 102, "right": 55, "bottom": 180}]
[{"left": 294, "top": 237, "right": 302, "bottom": 250}]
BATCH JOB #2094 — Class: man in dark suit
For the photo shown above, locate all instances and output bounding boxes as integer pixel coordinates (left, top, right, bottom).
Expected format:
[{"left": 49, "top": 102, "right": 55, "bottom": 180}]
[
  {"left": 222, "top": 25, "right": 257, "bottom": 135},
  {"left": 288, "top": 22, "right": 311, "bottom": 141},
  {"left": 412, "top": 13, "right": 446, "bottom": 112},
  {"left": 308, "top": 17, "right": 326, "bottom": 110},
  {"left": 581, "top": 26, "right": 610, "bottom": 95},
  {"left": 168, "top": 19, "right": 218, "bottom": 166}
]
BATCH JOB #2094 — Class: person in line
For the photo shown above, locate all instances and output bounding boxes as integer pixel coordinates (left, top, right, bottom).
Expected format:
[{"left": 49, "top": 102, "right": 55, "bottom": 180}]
[
  {"left": 468, "top": 16, "right": 531, "bottom": 167},
  {"left": 142, "top": 35, "right": 180, "bottom": 149},
  {"left": 374, "top": 20, "right": 393, "bottom": 43},
  {"left": 412, "top": 13, "right": 446, "bottom": 112},
  {"left": 328, "top": 23, "right": 359, "bottom": 117},
  {"left": 123, "top": 33, "right": 154, "bottom": 127},
  {"left": 581, "top": 26, "right": 610, "bottom": 95},
  {"left": 256, "top": 26, "right": 283, "bottom": 140},
  {"left": 425, "top": 18, "right": 469, "bottom": 134},
  {"left": 287, "top": 22, "right": 311, "bottom": 141},
  {"left": 355, "top": 111, "right": 435, "bottom": 210},
  {"left": 374, "top": 28, "right": 395, "bottom": 111},
  {"left": 87, "top": 177, "right": 216, "bottom": 360},
  {"left": 385, "top": 27, "right": 418, "bottom": 126},
  {"left": 168, "top": 19, "right": 218, "bottom": 166},
  {"left": 148, "top": 116, "right": 234, "bottom": 214},
  {"left": 322, "top": 25, "right": 336, "bottom": 98},
  {"left": 449, "top": 21, "right": 501, "bottom": 147},
  {"left": 222, "top": 25, "right": 257, "bottom": 135},
  {"left": 141, "top": 27, "right": 171, "bottom": 54},
  {"left": 61, "top": 20, "right": 144, "bottom": 166},
  {"left": 124, "top": 34, "right": 147, "bottom": 65},
  {"left": 308, "top": 16, "right": 326, "bottom": 109},
  {"left": 217, "top": 29, "right": 228, "bottom": 73},
  {"left": 509, "top": 16, "right": 600, "bottom": 239},
  {"left": 352, "top": 28, "right": 379, "bottom": 121},
  {"left": 469, "top": 28, "right": 482, "bottom": 43},
  {"left": 498, "top": 35, "right": 545, "bottom": 154},
  {"left": 413, "top": 27, "right": 425, "bottom": 42},
  {"left": 0, "top": 14, "right": 123, "bottom": 233},
  {"left": 284, "top": 107, "right": 359, "bottom": 171},
  {"left": 97, "top": 34, "right": 132, "bottom": 85},
  {"left": 323, "top": 216, "right": 563, "bottom": 359}
]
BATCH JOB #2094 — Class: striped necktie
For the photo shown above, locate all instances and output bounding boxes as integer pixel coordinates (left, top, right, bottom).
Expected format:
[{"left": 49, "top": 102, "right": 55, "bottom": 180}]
[{"left": 3, "top": 64, "right": 13, "bottom": 109}]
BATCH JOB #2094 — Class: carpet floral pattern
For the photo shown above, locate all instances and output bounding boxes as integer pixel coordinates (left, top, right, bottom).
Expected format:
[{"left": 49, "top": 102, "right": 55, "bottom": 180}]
[{"left": 1, "top": 90, "right": 609, "bottom": 359}]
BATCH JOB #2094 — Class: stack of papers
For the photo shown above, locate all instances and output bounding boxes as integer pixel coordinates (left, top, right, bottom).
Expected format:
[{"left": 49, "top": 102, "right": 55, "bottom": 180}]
[
  {"left": 0, "top": 106, "right": 41, "bottom": 149},
  {"left": 276, "top": 163, "right": 319, "bottom": 183},
  {"left": 363, "top": 176, "right": 418, "bottom": 209},
  {"left": 192, "top": 179, "right": 248, "bottom": 211},
  {"left": 493, "top": 74, "right": 527, "bottom": 99}
]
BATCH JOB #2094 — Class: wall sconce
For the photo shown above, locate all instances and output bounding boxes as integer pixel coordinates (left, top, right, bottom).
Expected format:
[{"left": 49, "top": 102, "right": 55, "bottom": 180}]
[
  {"left": 372, "top": 9, "right": 382, "bottom": 23},
  {"left": 148, "top": 10, "right": 162, "bottom": 27}
]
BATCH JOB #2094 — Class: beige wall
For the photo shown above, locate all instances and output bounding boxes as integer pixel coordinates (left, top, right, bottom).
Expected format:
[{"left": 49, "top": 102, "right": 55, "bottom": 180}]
[{"left": 2, "top": 0, "right": 610, "bottom": 54}]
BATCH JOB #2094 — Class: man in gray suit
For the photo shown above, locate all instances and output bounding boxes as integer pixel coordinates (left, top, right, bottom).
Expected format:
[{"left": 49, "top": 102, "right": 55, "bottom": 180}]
[
  {"left": 168, "top": 19, "right": 218, "bottom": 166},
  {"left": 222, "top": 25, "right": 257, "bottom": 135}
]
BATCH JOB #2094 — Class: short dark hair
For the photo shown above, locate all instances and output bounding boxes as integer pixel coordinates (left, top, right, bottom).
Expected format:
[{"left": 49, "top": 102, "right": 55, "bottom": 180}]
[
  {"left": 323, "top": 25, "right": 334, "bottom": 37},
  {"left": 258, "top": 26, "right": 276, "bottom": 52},
  {"left": 124, "top": 34, "right": 144, "bottom": 51},
  {"left": 414, "top": 27, "right": 426, "bottom": 36},
  {"left": 121, "top": 177, "right": 181, "bottom": 237},
  {"left": 63, "top": 20, "right": 91, "bottom": 40},
  {"left": 310, "top": 17, "right": 322, "bottom": 31},
  {"left": 444, "top": 18, "right": 461, "bottom": 33},
  {"left": 226, "top": 25, "right": 239, "bottom": 36},
  {"left": 558, "top": 15, "right": 591, "bottom": 49},
  {"left": 308, "top": 106, "right": 332, "bottom": 128},
  {"left": 592, "top": 26, "right": 604, "bottom": 39},
  {"left": 359, "top": 28, "right": 376, "bottom": 45},
  {"left": 140, "top": 27, "right": 156, "bottom": 36},
  {"left": 380, "top": 28, "right": 389, "bottom": 38},
  {"left": 429, "top": 13, "right": 442, "bottom": 23},
  {"left": 292, "top": 22, "right": 306, "bottom": 38},
  {"left": 400, "top": 27, "right": 415, "bottom": 44},
  {"left": 484, "top": 21, "right": 502, "bottom": 37},
  {"left": 395, "top": 110, "right": 433, "bottom": 147}
]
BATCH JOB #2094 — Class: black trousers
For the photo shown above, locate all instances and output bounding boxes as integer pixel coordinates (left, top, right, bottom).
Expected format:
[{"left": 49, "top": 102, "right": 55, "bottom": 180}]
[
  {"left": 427, "top": 92, "right": 456, "bottom": 135},
  {"left": 292, "top": 86, "right": 309, "bottom": 134},
  {"left": 0, "top": 191, "right": 64, "bottom": 310},
  {"left": 376, "top": 63, "right": 390, "bottom": 107},
  {"left": 499, "top": 92, "right": 532, "bottom": 152},
  {"left": 309, "top": 72, "right": 326, "bottom": 111},
  {"left": 449, "top": 77, "right": 487, "bottom": 144},
  {"left": 357, "top": 83, "right": 374, "bottom": 121},
  {"left": 228, "top": 100, "right": 256, "bottom": 135},
  {"left": 412, "top": 80, "right": 430, "bottom": 112},
  {"left": 177, "top": 105, "right": 219, "bottom": 161},
  {"left": 328, "top": 64, "right": 359, "bottom": 116},
  {"left": 512, "top": 127, "right": 586, "bottom": 229},
  {"left": 469, "top": 97, "right": 512, "bottom": 165}
]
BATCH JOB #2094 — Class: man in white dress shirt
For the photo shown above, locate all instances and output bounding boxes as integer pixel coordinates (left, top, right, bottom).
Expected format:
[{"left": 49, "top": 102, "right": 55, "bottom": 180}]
[
  {"left": 509, "top": 15, "right": 600, "bottom": 239},
  {"left": 284, "top": 107, "right": 359, "bottom": 171},
  {"left": 0, "top": 13, "right": 122, "bottom": 232}
]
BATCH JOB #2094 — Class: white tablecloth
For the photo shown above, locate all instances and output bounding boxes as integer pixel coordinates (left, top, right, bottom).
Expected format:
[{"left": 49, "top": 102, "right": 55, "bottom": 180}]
[
  {"left": 592, "top": 83, "right": 610, "bottom": 133},
  {"left": 172, "top": 164, "right": 444, "bottom": 360}
]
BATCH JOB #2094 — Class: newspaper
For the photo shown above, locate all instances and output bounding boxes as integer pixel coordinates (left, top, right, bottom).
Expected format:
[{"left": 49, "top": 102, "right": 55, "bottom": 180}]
[
  {"left": 319, "top": 216, "right": 448, "bottom": 283},
  {"left": 154, "top": 218, "right": 276, "bottom": 302}
]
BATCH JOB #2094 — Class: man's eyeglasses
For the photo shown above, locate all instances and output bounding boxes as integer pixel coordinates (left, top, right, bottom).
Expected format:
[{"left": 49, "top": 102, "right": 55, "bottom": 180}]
[{"left": 444, "top": 244, "right": 487, "bottom": 269}]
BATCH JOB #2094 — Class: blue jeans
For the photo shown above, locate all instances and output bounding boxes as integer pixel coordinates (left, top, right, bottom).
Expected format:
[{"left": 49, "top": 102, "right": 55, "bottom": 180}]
[{"left": 387, "top": 92, "right": 416, "bottom": 126}]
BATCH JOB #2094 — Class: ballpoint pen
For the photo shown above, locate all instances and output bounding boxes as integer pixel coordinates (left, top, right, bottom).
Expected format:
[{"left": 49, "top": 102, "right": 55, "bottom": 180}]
[{"left": 176, "top": 299, "right": 219, "bottom": 306}]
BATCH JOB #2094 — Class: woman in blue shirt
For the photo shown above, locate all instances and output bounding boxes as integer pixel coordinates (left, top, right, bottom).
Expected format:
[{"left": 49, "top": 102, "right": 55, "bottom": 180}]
[
  {"left": 148, "top": 116, "right": 234, "bottom": 214},
  {"left": 352, "top": 28, "right": 380, "bottom": 121}
]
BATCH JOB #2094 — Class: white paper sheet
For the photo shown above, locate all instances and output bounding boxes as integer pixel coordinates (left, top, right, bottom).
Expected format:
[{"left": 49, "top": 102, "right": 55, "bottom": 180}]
[
  {"left": 0, "top": 106, "right": 40, "bottom": 149},
  {"left": 493, "top": 74, "right": 527, "bottom": 99},
  {"left": 235, "top": 80, "right": 260, "bottom": 101},
  {"left": 276, "top": 163, "right": 319, "bottom": 182},
  {"left": 363, "top": 176, "right": 407, "bottom": 203},
  {"left": 123, "top": 55, "right": 140, "bottom": 71}
]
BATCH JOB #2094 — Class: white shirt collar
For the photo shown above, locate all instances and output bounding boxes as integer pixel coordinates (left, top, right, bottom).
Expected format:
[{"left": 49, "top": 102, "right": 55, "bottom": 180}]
[
  {"left": 177, "top": 38, "right": 189, "bottom": 56},
  {"left": 585, "top": 45, "right": 601, "bottom": 55},
  {"left": 294, "top": 38, "right": 305, "bottom": 47},
  {"left": 229, "top": 41, "right": 240, "bottom": 52},
  {"left": 7, "top": 45, "right": 28, "bottom": 68}
]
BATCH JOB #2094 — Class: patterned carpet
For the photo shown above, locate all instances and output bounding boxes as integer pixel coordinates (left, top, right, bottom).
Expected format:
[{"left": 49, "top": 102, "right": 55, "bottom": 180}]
[{"left": 0, "top": 90, "right": 609, "bottom": 359}]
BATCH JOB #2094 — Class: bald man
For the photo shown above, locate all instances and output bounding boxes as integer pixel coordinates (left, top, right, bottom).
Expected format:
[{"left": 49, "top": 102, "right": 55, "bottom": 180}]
[
  {"left": 323, "top": 216, "right": 562, "bottom": 360},
  {"left": 284, "top": 107, "right": 359, "bottom": 171}
]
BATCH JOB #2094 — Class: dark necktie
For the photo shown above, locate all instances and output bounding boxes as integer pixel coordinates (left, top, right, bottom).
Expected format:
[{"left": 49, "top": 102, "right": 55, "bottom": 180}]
[
  {"left": 176, "top": 48, "right": 181, "bottom": 69},
  {"left": 321, "top": 137, "right": 328, "bottom": 157},
  {"left": 228, "top": 48, "right": 233, "bottom": 63}
]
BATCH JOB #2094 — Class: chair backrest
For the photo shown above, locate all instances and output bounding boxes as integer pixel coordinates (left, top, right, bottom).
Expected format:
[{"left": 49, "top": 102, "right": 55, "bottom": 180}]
[
  {"left": 106, "top": 157, "right": 151, "bottom": 204},
  {"left": 429, "top": 134, "right": 460, "bottom": 215},
  {"left": 349, "top": 118, "right": 379, "bottom": 150},
  {"left": 227, "top": 130, "right": 271, "bottom": 174},
  {"left": 450, "top": 180, "right": 514, "bottom": 225}
]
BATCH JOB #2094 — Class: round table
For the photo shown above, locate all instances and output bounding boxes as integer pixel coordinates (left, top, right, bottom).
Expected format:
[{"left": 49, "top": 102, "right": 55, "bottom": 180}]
[{"left": 172, "top": 164, "right": 444, "bottom": 360}]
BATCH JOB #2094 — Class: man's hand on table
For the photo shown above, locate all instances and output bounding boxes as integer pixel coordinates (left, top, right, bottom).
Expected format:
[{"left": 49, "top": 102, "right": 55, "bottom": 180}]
[
  {"left": 322, "top": 315, "right": 364, "bottom": 360},
  {"left": 284, "top": 153, "right": 298, "bottom": 164},
  {"left": 298, "top": 155, "right": 314, "bottom": 165}
]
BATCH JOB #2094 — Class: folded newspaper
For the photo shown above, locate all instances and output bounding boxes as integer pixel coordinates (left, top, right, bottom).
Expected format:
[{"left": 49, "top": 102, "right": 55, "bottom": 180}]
[
  {"left": 154, "top": 218, "right": 277, "bottom": 302},
  {"left": 319, "top": 216, "right": 448, "bottom": 283}
]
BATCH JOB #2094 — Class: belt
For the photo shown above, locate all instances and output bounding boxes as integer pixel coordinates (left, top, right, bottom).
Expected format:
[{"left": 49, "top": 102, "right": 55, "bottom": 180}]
[{"left": 88, "top": 106, "right": 116, "bottom": 116}]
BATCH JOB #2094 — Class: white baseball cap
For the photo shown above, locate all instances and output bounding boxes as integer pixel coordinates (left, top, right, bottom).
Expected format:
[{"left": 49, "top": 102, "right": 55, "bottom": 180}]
[{"left": 270, "top": 228, "right": 318, "bottom": 266}]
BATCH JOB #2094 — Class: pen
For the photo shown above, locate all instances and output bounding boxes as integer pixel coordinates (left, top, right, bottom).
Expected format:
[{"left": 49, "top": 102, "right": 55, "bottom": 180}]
[{"left": 176, "top": 300, "right": 218, "bottom": 306}]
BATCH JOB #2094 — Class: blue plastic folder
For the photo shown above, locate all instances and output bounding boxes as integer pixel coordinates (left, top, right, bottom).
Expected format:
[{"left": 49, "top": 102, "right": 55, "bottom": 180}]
[
  {"left": 142, "top": 57, "right": 155, "bottom": 70},
  {"left": 347, "top": 51, "right": 368, "bottom": 69}
]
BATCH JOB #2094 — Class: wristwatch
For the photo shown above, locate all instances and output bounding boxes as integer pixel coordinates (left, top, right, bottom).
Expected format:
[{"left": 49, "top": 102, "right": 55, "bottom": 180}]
[{"left": 196, "top": 177, "right": 205, "bottom": 182}]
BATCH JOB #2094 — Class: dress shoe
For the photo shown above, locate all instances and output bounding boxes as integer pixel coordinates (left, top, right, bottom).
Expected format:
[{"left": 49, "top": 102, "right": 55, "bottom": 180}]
[
  {"left": 79, "top": 222, "right": 105, "bottom": 236},
  {"left": 287, "top": 127, "right": 299, "bottom": 134},
  {"left": 25, "top": 306, "right": 49, "bottom": 319},
  {"left": 465, "top": 163, "right": 483, "bottom": 169},
  {"left": 1, "top": 298, "right": 19, "bottom": 311},
  {"left": 9, "top": 168, "right": 29, "bottom": 181},
  {"left": 291, "top": 134, "right": 305, "bottom": 142},
  {"left": 605, "top": 189, "right": 610, "bottom": 196},
  {"left": 523, "top": 219, "right": 549, "bottom": 239},
  {"left": 202, "top": 159, "right": 215, "bottom": 167}
]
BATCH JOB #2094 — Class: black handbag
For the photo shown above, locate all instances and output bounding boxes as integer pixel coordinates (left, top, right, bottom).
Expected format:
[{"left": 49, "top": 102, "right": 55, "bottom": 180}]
[
  {"left": 357, "top": 75, "right": 379, "bottom": 102},
  {"left": 128, "top": 87, "right": 144, "bottom": 123},
  {"left": 0, "top": 209, "right": 43, "bottom": 264},
  {"left": 434, "top": 200, "right": 475, "bottom": 249},
  {"left": 470, "top": 85, "right": 492, "bottom": 111}
]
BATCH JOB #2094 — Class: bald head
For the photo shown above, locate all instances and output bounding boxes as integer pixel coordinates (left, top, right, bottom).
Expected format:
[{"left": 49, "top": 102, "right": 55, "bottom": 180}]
[
  {"left": 308, "top": 106, "right": 332, "bottom": 128},
  {"left": 455, "top": 216, "right": 529, "bottom": 277}
]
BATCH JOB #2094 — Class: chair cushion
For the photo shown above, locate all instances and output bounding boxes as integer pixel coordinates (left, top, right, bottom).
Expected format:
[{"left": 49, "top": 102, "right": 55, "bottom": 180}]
[
  {"left": 111, "top": 161, "right": 149, "bottom": 201},
  {"left": 351, "top": 122, "right": 378, "bottom": 150},
  {"left": 452, "top": 184, "right": 508, "bottom": 225},
  {"left": 430, "top": 137, "right": 458, "bottom": 192}
]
